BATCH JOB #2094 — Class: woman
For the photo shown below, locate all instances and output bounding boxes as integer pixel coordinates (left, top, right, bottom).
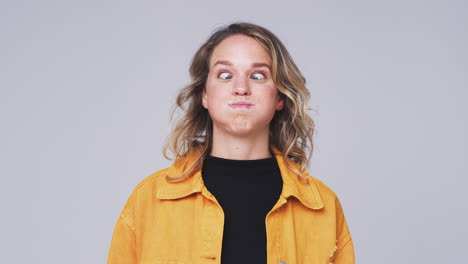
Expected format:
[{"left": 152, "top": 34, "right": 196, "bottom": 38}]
[{"left": 108, "top": 23, "right": 354, "bottom": 264}]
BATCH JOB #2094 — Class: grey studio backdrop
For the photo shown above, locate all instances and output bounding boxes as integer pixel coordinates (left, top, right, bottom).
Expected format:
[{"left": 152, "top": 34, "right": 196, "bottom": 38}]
[{"left": 3, "top": 0, "right": 467, "bottom": 263}]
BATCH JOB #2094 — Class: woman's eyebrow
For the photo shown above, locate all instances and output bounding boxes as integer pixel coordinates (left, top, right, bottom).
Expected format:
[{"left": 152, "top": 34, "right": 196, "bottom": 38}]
[
  {"left": 213, "top": 60, "right": 232, "bottom": 67},
  {"left": 251, "top": 62, "right": 271, "bottom": 70},
  {"left": 212, "top": 60, "right": 271, "bottom": 70}
]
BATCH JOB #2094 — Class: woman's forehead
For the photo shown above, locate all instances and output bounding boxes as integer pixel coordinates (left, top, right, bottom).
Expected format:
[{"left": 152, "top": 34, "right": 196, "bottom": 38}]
[{"left": 209, "top": 34, "right": 272, "bottom": 69}]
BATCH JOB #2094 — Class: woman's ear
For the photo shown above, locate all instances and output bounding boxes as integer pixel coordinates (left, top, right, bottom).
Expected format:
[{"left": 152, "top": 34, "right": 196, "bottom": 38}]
[
  {"left": 202, "top": 89, "right": 208, "bottom": 109},
  {"left": 276, "top": 96, "right": 284, "bottom": 111}
]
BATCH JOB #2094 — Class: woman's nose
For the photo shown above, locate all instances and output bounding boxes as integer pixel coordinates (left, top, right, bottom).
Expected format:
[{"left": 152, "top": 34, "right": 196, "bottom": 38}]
[{"left": 232, "top": 75, "right": 251, "bottom": 96}]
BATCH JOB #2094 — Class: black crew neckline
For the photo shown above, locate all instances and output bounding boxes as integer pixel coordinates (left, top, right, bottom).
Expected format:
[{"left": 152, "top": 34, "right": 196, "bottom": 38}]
[{"left": 205, "top": 155, "right": 276, "bottom": 168}]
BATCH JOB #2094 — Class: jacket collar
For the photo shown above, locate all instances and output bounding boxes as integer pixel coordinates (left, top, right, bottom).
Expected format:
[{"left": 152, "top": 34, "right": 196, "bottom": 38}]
[{"left": 156, "top": 147, "right": 324, "bottom": 210}]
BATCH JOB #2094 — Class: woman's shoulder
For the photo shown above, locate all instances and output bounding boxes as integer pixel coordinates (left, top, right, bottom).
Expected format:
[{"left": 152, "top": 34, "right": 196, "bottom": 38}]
[
  {"left": 307, "top": 174, "right": 342, "bottom": 204},
  {"left": 125, "top": 167, "right": 171, "bottom": 201}
]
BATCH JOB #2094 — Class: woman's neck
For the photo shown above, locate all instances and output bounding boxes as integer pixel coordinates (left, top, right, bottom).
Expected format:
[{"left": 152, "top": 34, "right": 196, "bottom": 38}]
[{"left": 210, "top": 125, "right": 271, "bottom": 160}]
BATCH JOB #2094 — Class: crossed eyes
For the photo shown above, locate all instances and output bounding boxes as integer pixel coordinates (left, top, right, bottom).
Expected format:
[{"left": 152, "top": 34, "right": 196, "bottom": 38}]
[{"left": 218, "top": 72, "right": 266, "bottom": 80}]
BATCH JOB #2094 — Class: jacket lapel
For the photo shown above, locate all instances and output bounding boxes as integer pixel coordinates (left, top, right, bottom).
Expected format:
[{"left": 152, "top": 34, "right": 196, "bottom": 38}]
[{"left": 157, "top": 147, "right": 324, "bottom": 211}]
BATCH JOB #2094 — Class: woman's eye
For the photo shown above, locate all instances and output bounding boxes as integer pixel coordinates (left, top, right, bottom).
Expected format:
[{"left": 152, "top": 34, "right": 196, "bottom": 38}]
[
  {"left": 251, "top": 72, "right": 266, "bottom": 80},
  {"left": 218, "top": 72, "right": 232, "bottom": 80}
]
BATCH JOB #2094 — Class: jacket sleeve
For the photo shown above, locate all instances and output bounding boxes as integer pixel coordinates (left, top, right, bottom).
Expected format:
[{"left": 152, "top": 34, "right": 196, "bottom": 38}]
[
  {"left": 331, "top": 196, "right": 355, "bottom": 264},
  {"left": 107, "top": 194, "right": 137, "bottom": 264}
]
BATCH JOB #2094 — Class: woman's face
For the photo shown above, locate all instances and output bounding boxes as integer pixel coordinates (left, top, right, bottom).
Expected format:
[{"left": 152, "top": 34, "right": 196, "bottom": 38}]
[{"left": 202, "top": 34, "right": 284, "bottom": 137}]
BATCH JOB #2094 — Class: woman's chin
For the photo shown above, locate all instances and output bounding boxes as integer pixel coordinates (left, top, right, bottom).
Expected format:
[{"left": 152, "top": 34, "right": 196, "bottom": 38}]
[
  {"left": 213, "top": 116, "right": 267, "bottom": 137},
  {"left": 229, "top": 126, "right": 254, "bottom": 137},
  {"left": 225, "top": 120, "right": 251, "bottom": 135}
]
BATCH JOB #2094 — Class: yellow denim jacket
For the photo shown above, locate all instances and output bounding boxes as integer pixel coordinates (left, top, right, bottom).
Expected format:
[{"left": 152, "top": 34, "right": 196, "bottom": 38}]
[{"left": 108, "top": 149, "right": 355, "bottom": 264}]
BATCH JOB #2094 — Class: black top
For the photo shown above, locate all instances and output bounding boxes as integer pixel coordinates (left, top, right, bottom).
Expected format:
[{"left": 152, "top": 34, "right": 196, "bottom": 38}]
[{"left": 201, "top": 154, "right": 283, "bottom": 264}]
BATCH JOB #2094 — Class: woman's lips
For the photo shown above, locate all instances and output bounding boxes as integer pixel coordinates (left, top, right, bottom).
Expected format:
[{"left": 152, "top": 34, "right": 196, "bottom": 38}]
[{"left": 229, "top": 101, "right": 254, "bottom": 109}]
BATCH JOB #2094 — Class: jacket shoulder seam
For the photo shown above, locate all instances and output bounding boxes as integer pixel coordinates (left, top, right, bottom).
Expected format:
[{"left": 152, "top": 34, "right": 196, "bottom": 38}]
[
  {"left": 119, "top": 212, "right": 136, "bottom": 232},
  {"left": 308, "top": 176, "right": 338, "bottom": 203},
  {"left": 131, "top": 167, "right": 170, "bottom": 194},
  {"left": 334, "top": 235, "right": 352, "bottom": 256}
]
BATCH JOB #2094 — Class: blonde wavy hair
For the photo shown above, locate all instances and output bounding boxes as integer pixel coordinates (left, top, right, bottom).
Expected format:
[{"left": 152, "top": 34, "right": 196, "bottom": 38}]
[{"left": 163, "top": 22, "right": 315, "bottom": 181}]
